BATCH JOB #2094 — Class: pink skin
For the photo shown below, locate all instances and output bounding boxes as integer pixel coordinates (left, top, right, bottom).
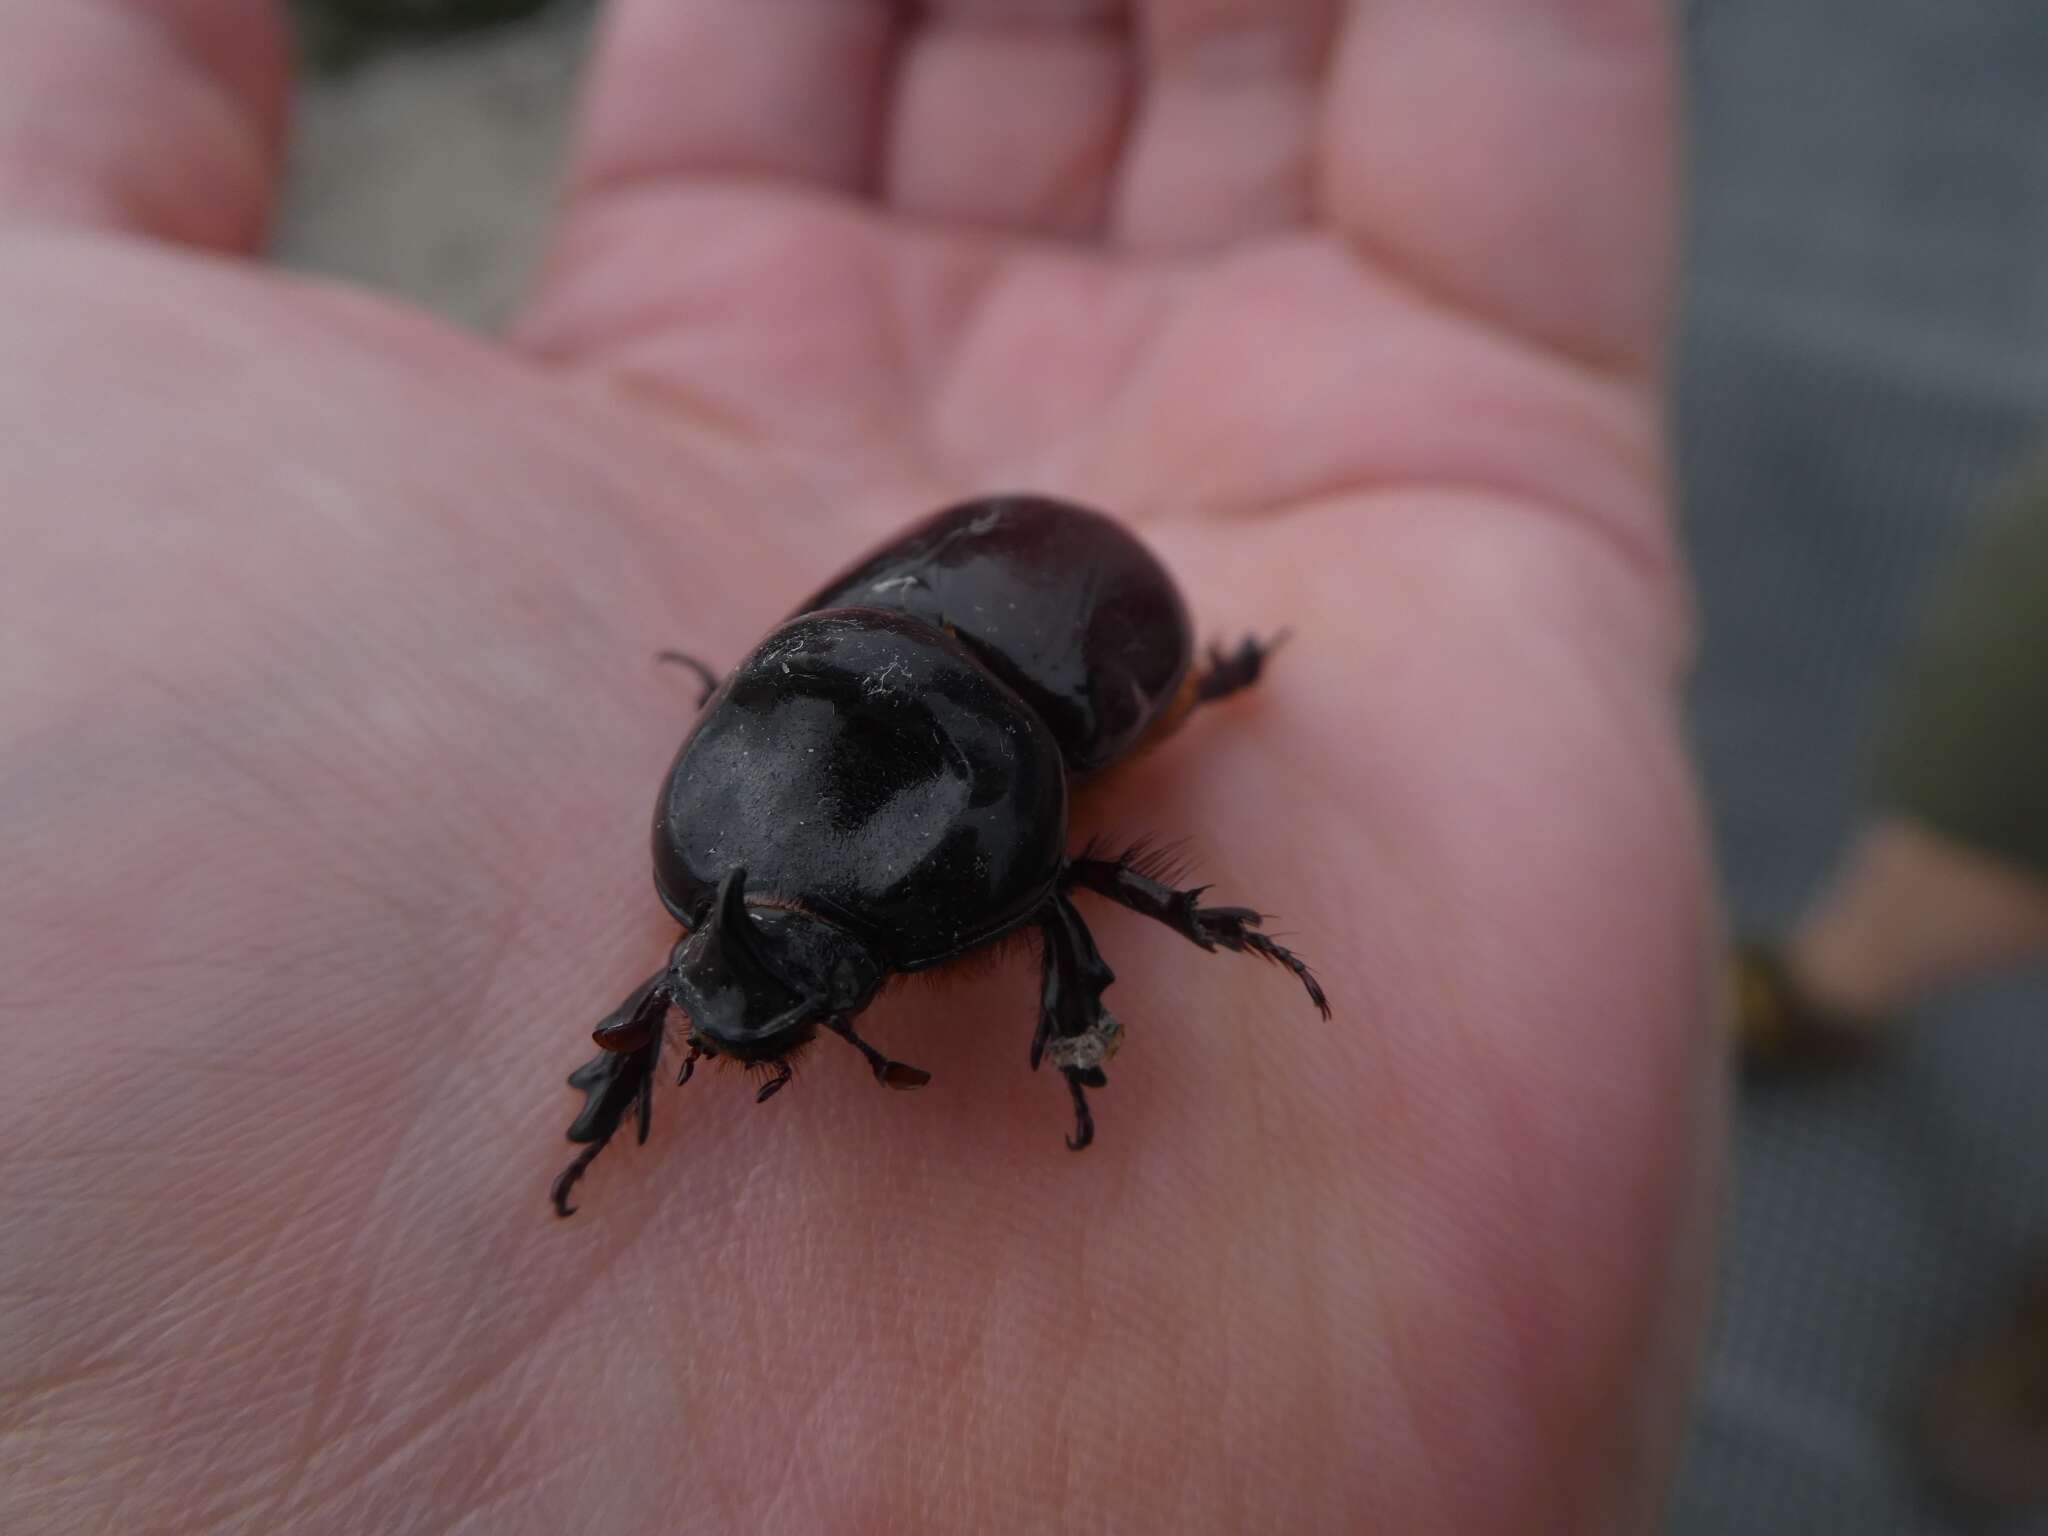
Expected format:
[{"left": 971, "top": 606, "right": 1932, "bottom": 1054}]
[{"left": 0, "top": 2, "right": 1720, "bottom": 1532}]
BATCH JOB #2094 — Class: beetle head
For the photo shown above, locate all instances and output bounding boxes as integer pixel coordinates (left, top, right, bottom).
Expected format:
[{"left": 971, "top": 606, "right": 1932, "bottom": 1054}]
[{"left": 659, "top": 868, "right": 882, "bottom": 1062}]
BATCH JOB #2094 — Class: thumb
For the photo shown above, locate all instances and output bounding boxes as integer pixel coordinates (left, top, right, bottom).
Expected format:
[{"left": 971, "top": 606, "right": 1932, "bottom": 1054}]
[{"left": 0, "top": 0, "right": 289, "bottom": 252}]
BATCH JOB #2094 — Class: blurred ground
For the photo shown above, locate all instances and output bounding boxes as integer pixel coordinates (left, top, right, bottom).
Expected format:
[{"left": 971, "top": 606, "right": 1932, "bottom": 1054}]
[
  {"left": 273, "top": 4, "right": 2048, "bottom": 1531},
  {"left": 273, "top": 4, "right": 592, "bottom": 328},
  {"left": 1677, "top": 4, "right": 2048, "bottom": 1532}
]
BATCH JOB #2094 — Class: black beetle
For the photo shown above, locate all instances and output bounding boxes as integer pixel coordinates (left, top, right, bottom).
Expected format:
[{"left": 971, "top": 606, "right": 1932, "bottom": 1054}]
[{"left": 553, "top": 495, "right": 1328, "bottom": 1215}]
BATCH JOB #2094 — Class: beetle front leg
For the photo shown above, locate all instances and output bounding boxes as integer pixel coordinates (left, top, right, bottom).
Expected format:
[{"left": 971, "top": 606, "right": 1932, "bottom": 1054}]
[
  {"left": 1066, "top": 850, "right": 1329, "bottom": 1018},
  {"left": 552, "top": 970, "right": 671, "bottom": 1217},
  {"left": 1035, "top": 892, "right": 1121, "bottom": 1150}
]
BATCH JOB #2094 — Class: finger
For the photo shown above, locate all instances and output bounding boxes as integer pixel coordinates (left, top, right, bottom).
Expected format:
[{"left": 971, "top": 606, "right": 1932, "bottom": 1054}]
[
  {"left": 1111, "top": 0, "right": 1336, "bottom": 249},
  {"left": 1321, "top": 0, "right": 1676, "bottom": 373},
  {"left": 883, "top": 0, "right": 1132, "bottom": 238},
  {"left": 557, "top": 0, "right": 902, "bottom": 205},
  {"left": 0, "top": 0, "right": 288, "bottom": 251}
]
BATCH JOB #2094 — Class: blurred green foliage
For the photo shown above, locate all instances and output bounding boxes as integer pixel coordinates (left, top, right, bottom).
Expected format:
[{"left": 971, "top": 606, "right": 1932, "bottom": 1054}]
[{"left": 292, "top": 0, "right": 579, "bottom": 71}]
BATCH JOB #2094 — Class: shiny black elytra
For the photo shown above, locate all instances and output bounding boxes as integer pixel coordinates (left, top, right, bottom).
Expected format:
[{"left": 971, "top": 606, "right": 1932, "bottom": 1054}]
[{"left": 552, "top": 496, "right": 1328, "bottom": 1216}]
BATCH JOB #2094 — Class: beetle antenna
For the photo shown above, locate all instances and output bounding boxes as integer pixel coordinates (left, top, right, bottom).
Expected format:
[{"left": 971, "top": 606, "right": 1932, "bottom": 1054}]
[
  {"left": 754, "top": 1059, "right": 795, "bottom": 1103},
  {"left": 824, "top": 1014, "right": 932, "bottom": 1089}
]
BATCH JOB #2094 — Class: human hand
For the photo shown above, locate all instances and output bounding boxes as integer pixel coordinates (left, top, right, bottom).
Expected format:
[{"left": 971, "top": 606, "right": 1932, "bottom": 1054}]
[{"left": 0, "top": 2, "right": 1715, "bottom": 1531}]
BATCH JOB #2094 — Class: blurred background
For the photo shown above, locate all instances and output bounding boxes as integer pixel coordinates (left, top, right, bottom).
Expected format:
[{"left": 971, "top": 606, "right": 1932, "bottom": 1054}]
[{"left": 277, "top": 2, "right": 2048, "bottom": 1530}]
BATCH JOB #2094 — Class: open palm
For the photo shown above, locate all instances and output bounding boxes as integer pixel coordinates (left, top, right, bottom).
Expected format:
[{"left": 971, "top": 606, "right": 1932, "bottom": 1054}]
[{"left": 1, "top": 2, "right": 1716, "bottom": 1531}]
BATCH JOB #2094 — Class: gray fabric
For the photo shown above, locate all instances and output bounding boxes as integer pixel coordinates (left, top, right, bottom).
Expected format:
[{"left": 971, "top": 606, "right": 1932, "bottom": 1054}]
[{"left": 1672, "top": 1, "right": 2048, "bottom": 1530}]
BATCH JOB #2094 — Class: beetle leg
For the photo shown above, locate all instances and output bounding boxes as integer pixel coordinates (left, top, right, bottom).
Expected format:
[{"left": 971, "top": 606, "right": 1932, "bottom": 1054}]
[
  {"left": 552, "top": 971, "right": 672, "bottom": 1217},
  {"left": 1063, "top": 1066, "right": 1106, "bottom": 1151},
  {"left": 554, "top": 1038, "right": 665, "bottom": 1218},
  {"left": 655, "top": 649, "right": 721, "bottom": 708},
  {"left": 1036, "top": 892, "right": 1120, "bottom": 1150},
  {"left": 1133, "top": 630, "right": 1290, "bottom": 755},
  {"left": 824, "top": 1015, "right": 932, "bottom": 1089},
  {"left": 591, "top": 967, "right": 672, "bottom": 1054},
  {"left": 1192, "top": 630, "right": 1289, "bottom": 706},
  {"left": 551, "top": 1142, "right": 605, "bottom": 1216},
  {"left": 1065, "top": 851, "right": 1330, "bottom": 1018}
]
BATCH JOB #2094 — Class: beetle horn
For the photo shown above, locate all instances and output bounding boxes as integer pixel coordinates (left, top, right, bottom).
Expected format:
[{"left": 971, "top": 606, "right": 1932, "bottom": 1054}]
[
  {"left": 704, "top": 867, "right": 773, "bottom": 976},
  {"left": 670, "top": 865, "right": 865, "bottom": 1048}
]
